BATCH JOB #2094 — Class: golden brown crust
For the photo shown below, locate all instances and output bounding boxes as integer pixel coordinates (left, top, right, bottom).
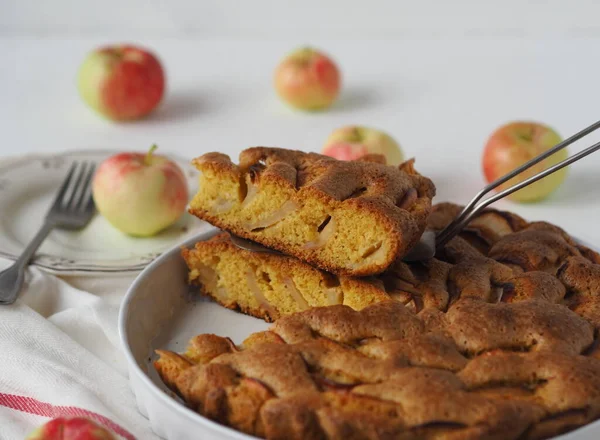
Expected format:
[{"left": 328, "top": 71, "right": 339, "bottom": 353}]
[
  {"left": 189, "top": 148, "right": 435, "bottom": 276},
  {"left": 558, "top": 256, "right": 600, "bottom": 330},
  {"left": 155, "top": 299, "right": 600, "bottom": 440},
  {"left": 428, "top": 202, "right": 529, "bottom": 255},
  {"left": 488, "top": 222, "right": 581, "bottom": 273}
]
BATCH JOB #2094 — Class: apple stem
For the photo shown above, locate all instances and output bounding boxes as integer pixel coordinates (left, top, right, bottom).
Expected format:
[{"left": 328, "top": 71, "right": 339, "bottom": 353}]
[{"left": 145, "top": 144, "right": 158, "bottom": 166}]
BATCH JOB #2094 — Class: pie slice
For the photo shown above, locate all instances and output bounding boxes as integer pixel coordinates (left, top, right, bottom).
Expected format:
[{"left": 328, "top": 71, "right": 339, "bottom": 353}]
[
  {"left": 188, "top": 147, "right": 435, "bottom": 276},
  {"left": 182, "top": 233, "right": 392, "bottom": 322}
]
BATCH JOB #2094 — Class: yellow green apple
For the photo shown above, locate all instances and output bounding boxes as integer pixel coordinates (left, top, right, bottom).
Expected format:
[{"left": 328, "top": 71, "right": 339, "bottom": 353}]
[
  {"left": 274, "top": 47, "right": 341, "bottom": 111},
  {"left": 92, "top": 145, "right": 189, "bottom": 236},
  {"left": 482, "top": 121, "right": 566, "bottom": 202},
  {"left": 322, "top": 126, "right": 404, "bottom": 165},
  {"left": 77, "top": 44, "right": 165, "bottom": 121}
]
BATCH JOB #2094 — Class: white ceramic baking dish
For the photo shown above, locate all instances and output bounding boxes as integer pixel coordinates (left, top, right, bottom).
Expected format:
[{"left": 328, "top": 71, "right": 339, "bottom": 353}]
[{"left": 119, "top": 229, "right": 600, "bottom": 440}]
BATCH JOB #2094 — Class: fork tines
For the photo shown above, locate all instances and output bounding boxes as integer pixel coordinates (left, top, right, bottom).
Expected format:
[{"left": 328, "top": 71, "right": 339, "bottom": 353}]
[{"left": 51, "top": 161, "right": 96, "bottom": 212}]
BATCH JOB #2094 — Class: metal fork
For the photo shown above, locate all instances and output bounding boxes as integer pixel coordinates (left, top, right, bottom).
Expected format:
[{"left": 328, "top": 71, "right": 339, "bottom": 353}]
[
  {"left": 231, "top": 119, "right": 600, "bottom": 262},
  {"left": 0, "top": 161, "right": 96, "bottom": 305}
]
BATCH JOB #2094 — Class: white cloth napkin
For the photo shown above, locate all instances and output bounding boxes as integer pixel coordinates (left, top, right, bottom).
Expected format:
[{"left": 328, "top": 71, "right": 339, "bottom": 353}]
[{"left": 0, "top": 258, "right": 160, "bottom": 440}]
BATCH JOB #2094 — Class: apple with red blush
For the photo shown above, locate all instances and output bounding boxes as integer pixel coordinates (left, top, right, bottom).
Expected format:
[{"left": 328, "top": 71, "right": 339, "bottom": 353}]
[
  {"left": 92, "top": 145, "right": 189, "bottom": 237},
  {"left": 274, "top": 47, "right": 341, "bottom": 110},
  {"left": 78, "top": 44, "right": 165, "bottom": 121},
  {"left": 322, "top": 126, "right": 404, "bottom": 165},
  {"left": 26, "top": 417, "right": 115, "bottom": 440},
  {"left": 482, "top": 121, "right": 567, "bottom": 202}
]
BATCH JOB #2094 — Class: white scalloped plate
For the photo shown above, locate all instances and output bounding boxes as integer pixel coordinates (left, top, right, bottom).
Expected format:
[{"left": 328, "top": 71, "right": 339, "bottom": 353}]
[
  {"left": 0, "top": 149, "right": 210, "bottom": 275},
  {"left": 119, "top": 230, "right": 600, "bottom": 440}
]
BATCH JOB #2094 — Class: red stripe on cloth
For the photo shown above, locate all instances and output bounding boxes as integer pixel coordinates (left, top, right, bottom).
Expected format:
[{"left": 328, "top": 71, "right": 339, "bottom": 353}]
[{"left": 0, "top": 393, "right": 136, "bottom": 440}]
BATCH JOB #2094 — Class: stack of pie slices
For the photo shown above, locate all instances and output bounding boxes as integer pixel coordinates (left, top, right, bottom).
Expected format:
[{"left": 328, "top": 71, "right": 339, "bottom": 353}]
[{"left": 155, "top": 147, "right": 600, "bottom": 440}]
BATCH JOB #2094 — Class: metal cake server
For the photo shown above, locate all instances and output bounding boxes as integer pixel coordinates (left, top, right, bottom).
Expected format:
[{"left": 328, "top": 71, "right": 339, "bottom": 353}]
[{"left": 430, "top": 119, "right": 600, "bottom": 256}]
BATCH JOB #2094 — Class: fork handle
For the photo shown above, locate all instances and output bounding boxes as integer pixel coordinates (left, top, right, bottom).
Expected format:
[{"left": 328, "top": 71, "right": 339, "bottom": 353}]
[{"left": 0, "top": 222, "right": 54, "bottom": 305}]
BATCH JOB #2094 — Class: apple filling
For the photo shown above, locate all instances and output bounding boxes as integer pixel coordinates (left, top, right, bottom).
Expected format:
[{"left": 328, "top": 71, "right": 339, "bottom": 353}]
[
  {"left": 350, "top": 242, "right": 388, "bottom": 269},
  {"left": 239, "top": 175, "right": 259, "bottom": 209},
  {"left": 244, "top": 200, "right": 299, "bottom": 231},
  {"left": 384, "top": 278, "right": 421, "bottom": 312},
  {"left": 326, "top": 288, "right": 343, "bottom": 305},
  {"left": 212, "top": 197, "right": 235, "bottom": 214},
  {"left": 360, "top": 242, "right": 383, "bottom": 259},
  {"left": 397, "top": 188, "right": 418, "bottom": 210},
  {"left": 195, "top": 264, "right": 228, "bottom": 302},
  {"left": 304, "top": 216, "right": 337, "bottom": 249},
  {"left": 245, "top": 270, "right": 276, "bottom": 315},
  {"left": 282, "top": 278, "right": 309, "bottom": 310}
]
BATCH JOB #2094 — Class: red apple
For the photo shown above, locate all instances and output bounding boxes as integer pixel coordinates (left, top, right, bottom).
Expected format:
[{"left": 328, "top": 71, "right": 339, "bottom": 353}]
[
  {"left": 482, "top": 121, "right": 566, "bottom": 202},
  {"left": 78, "top": 44, "right": 165, "bottom": 121},
  {"left": 274, "top": 47, "right": 341, "bottom": 110},
  {"left": 93, "top": 145, "right": 189, "bottom": 236},
  {"left": 26, "top": 417, "right": 115, "bottom": 440},
  {"left": 322, "top": 126, "right": 404, "bottom": 165}
]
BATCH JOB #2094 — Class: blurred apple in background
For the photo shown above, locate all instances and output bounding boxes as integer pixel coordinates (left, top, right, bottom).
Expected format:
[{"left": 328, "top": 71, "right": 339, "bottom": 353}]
[
  {"left": 482, "top": 121, "right": 566, "bottom": 202},
  {"left": 26, "top": 417, "right": 115, "bottom": 439},
  {"left": 78, "top": 45, "right": 165, "bottom": 121},
  {"left": 93, "top": 145, "right": 188, "bottom": 237},
  {"left": 274, "top": 47, "right": 341, "bottom": 110},
  {"left": 322, "top": 126, "right": 404, "bottom": 165}
]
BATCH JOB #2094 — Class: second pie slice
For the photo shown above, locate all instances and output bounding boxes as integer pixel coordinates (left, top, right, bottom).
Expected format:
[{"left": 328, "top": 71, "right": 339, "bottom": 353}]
[
  {"left": 182, "top": 233, "right": 393, "bottom": 322},
  {"left": 189, "top": 147, "right": 435, "bottom": 276}
]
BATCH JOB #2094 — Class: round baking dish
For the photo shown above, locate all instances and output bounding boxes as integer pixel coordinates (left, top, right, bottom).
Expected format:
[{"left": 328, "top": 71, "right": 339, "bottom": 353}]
[
  {"left": 119, "top": 230, "right": 600, "bottom": 440},
  {"left": 119, "top": 227, "right": 266, "bottom": 440}
]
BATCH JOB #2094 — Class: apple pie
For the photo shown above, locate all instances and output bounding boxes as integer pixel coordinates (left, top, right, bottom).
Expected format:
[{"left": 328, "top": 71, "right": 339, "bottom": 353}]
[
  {"left": 188, "top": 147, "right": 435, "bottom": 276},
  {"left": 160, "top": 202, "right": 600, "bottom": 439},
  {"left": 156, "top": 297, "right": 600, "bottom": 439}
]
